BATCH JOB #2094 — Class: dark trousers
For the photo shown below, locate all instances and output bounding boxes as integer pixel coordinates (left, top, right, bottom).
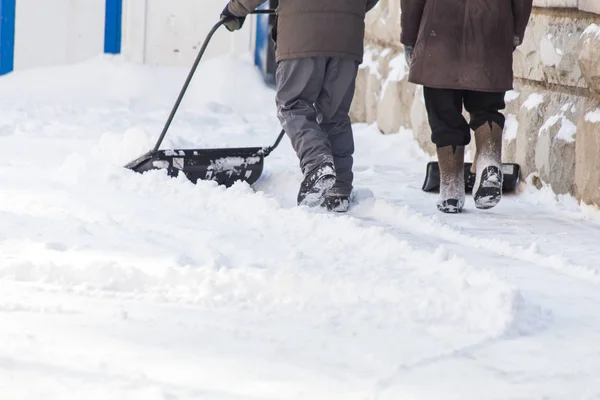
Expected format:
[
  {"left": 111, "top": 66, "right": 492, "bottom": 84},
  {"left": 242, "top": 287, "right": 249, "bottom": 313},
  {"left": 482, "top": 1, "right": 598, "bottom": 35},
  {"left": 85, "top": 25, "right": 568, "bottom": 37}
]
[
  {"left": 275, "top": 57, "right": 359, "bottom": 196},
  {"left": 423, "top": 87, "right": 506, "bottom": 148}
]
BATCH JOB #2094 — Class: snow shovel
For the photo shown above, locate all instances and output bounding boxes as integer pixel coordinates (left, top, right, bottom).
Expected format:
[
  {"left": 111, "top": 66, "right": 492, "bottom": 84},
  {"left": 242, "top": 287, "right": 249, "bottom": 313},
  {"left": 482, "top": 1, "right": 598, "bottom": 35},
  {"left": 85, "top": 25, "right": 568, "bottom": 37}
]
[
  {"left": 422, "top": 161, "right": 521, "bottom": 193},
  {"left": 125, "top": 10, "right": 285, "bottom": 187}
]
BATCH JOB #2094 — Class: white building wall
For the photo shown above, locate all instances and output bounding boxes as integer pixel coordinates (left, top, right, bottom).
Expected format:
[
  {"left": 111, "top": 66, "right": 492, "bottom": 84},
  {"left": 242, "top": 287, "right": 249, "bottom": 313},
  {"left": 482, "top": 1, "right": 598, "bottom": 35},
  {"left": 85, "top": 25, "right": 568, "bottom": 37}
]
[
  {"left": 9, "top": 0, "right": 256, "bottom": 73},
  {"left": 14, "top": 0, "right": 105, "bottom": 71},
  {"left": 121, "top": 0, "right": 257, "bottom": 67}
]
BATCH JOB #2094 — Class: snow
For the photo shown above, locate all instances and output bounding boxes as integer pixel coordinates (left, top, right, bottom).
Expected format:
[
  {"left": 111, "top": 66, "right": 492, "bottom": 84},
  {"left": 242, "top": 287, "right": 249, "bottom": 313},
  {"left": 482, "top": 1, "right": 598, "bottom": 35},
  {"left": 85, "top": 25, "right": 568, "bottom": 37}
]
[
  {"left": 522, "top": 93, "right": 545, "bottom": 111},
  {"left": 585, "top": 108, "right": 600, "bottom": 123},
  {"left": 582, "top": 23, "right": 600, "bottom": 39},
  {"left": 380, "top": 48, "right": 392, "bottom": 59},
  {"left": 2, "top": 54, "right": 600, "bottom": 399},
  {"left": 387, "top": 53, "right": 408, "bottom": 82},
  {"left": 561, "top": 102, "right": 572, "bottom": 112},
  {"left": 556, "top": 118, "right": 577, "bottom": 142},
  {"left": 360, "top": 46, "right": 382, "bottom": 79},
  {"left": 504, "top": 114, "right": 519, "bottom": 142},
  {"left": 504, "top": 90, "right": 520, "bottom": 103},
  {"left": 381, "top": 53, "right": 408, "bottom": 97},
  {"left": 539, "top": 114, "right": 577, "bottom": 143},
  {"left": 540, "top": 36, "right": 563, "bottom": 67},
  {"left": 208, "top": 156, "right": 261, "bottom": 172},
  {"left": 532, "top": 0, "right": 577, "bottom": 7}
]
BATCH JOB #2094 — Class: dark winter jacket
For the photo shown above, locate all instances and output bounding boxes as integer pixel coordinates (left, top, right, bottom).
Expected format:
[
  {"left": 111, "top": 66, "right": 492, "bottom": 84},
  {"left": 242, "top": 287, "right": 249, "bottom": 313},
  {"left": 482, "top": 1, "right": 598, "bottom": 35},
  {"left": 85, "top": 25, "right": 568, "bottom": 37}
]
[
  {"left": 227, "top": 0, "right": 380, "bottom": 63},
  {"left": 400, "top": 0, "right": 533, "bottom": 92}
]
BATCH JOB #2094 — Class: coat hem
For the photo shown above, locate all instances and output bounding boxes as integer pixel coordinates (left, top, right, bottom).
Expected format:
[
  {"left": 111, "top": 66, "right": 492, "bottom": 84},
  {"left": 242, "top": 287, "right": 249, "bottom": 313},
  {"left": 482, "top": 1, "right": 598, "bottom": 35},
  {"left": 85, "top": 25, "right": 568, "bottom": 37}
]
[
  {"left": 276, "top": 51, "right": 363, "bottom": 64},
  {"left": 408, "top": 78, "right": 513, "bottom": 93}
]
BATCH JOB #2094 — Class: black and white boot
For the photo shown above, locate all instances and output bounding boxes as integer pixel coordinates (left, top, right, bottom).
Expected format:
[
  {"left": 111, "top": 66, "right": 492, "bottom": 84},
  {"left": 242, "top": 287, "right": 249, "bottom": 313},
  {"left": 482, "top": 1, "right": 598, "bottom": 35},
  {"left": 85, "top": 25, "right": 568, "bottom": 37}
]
[
  {"left": 436, "top": 145, "right": 465, "bottom": 214},
  {"left": 297, "top": 161, "right": 336, "bottom": 207},
  {"left": 472, "top": 122, "right": 504, "bottom": 210},
  {"left": 321, "top": 194, "right": 350, "bottom": 212}
]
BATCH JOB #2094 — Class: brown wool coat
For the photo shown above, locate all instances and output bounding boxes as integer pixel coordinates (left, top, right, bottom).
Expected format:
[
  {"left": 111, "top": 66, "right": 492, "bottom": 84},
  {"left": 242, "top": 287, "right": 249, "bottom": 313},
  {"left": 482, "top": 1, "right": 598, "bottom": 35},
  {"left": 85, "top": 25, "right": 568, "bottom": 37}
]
[
  {"left": 228, "top": 0, "right": 380, "bottom": 63},
  {"left": 400, "top": 0, "right": 533, "bottom": 92}
]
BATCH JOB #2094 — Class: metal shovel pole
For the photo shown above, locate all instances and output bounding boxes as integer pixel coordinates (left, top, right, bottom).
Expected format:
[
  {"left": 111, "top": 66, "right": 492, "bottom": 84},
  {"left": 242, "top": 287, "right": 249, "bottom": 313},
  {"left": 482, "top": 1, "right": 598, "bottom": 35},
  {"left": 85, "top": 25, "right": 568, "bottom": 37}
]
[{"left": 152, "top": 9, "right": 277, "bottom": 153}]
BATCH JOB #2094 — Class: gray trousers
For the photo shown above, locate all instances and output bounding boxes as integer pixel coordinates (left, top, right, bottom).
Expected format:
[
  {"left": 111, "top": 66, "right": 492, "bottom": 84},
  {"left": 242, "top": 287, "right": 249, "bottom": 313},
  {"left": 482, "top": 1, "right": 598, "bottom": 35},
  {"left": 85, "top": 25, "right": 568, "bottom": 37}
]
[{"left": 275, "top": 57, "right": 359, "bottom": 196}]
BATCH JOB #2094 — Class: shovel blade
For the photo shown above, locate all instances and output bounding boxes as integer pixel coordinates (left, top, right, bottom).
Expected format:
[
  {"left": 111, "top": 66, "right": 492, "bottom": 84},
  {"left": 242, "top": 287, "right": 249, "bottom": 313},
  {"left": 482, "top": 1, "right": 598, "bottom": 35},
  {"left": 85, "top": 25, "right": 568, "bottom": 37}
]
[
  {"left": 422, "top": 162, "right": 520, "bottom": 193},
  {"left": 125, "top": 147, "right": 265, "bottom": 187}
]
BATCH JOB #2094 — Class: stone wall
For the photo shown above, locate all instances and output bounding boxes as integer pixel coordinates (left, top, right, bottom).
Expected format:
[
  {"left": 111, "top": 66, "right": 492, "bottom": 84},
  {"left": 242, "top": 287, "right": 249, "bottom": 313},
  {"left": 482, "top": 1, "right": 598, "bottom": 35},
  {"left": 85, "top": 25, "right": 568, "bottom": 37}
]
[{"left": 351, "top": 1, "right": 600, "bottom": 206}]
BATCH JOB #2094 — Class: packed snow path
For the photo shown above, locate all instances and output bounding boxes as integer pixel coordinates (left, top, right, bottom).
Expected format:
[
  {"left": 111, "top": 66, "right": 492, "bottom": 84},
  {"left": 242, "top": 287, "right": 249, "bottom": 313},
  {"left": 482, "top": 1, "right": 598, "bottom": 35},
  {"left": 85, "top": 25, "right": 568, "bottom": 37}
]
[{"left": 1, "top": 56, "right": 600, "bottom": 400}]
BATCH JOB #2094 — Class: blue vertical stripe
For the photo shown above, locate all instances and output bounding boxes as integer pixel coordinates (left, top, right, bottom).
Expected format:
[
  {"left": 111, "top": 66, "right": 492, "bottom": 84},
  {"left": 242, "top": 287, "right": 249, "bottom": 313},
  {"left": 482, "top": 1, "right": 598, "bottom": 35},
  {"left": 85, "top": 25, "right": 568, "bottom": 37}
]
[
  {"left": 254, "top": 2, "right": 268, "bottom": 73},
  {"left": 104, "top": 0, "right": 122, "bottom": 54},
  {"left": 0, "top": 0, "right": 16, "bottom": 75}
]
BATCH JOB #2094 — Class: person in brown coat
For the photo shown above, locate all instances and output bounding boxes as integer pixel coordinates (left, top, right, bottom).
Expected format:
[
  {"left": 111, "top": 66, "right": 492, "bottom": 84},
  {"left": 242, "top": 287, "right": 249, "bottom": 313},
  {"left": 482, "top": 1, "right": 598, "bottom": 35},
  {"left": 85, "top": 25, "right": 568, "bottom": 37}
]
[
  {"left": 401, "top": 0, "right": 533, "bottom": 213},
  {"left": 221, "top": 0, "right": 380, "bottom": 212}
]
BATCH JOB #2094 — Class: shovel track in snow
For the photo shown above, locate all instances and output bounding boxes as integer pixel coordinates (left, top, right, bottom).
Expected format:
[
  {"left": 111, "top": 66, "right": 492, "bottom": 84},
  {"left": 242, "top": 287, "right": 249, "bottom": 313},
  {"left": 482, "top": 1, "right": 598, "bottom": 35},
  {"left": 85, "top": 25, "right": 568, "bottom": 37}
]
[
  {"left": 0, "top": 164, "right": 527, "bottom": 342},
  {"left": 353, "top": 198, "right": 600, "bottom": 286}
]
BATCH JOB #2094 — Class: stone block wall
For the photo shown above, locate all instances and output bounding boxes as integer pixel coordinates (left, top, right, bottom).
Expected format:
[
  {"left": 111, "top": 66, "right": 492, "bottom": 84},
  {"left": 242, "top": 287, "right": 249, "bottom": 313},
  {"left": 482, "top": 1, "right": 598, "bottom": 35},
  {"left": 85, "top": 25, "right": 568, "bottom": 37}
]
[{"left": 351, "top": 1, "right": 600, "bottom": 206}]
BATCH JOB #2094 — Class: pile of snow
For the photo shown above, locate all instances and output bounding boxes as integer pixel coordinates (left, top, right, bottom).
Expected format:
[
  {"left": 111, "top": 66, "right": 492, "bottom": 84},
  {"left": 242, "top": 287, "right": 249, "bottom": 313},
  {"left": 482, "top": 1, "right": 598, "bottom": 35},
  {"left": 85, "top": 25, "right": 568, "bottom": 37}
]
[
  {"left": 1, "top": 55, "right": 600, "bottom": 399},
  {"left": 0, "top": 54, "right": 273, "bottom": 114}
]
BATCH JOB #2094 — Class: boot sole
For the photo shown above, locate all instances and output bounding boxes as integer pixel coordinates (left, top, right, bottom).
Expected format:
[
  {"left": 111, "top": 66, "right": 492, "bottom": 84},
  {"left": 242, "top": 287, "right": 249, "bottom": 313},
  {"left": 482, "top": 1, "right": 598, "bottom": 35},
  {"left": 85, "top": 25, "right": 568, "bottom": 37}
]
[
  {"left": 437, "top": 198, "right": 464, "bottom": 214},
  {"left": 322, "top": 196, "right": 350, "bottom": 213},
  {"left": 474, "top": 166, "right": 503, "bottom": 210}
]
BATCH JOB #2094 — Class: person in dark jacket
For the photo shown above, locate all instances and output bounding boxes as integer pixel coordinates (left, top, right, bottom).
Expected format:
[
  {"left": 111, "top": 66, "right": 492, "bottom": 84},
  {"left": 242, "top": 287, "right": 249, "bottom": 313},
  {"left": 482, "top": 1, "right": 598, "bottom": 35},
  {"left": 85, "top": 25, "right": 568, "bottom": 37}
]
[
  {"left": 221, "top": 0, "right": 379, "bottom": 212},
  {"left": 401, "top": 0, "right": 533, "bottom": 213}
]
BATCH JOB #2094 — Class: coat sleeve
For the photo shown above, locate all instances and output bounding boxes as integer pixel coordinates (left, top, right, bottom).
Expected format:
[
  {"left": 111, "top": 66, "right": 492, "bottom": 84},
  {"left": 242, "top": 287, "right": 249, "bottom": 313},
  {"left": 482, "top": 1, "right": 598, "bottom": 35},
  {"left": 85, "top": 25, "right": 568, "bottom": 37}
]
[
  {"left": 366, "top": 0, "right": 380, "bottom": 12},
  {"left": 400, "top": 0, "right": 426, "bottom": 47},
  {"left": 512, "top": 0, "right": 533, "bottom": 45},
  {"left": 227, "top": 0, "right": 267, "bottom": 17}
]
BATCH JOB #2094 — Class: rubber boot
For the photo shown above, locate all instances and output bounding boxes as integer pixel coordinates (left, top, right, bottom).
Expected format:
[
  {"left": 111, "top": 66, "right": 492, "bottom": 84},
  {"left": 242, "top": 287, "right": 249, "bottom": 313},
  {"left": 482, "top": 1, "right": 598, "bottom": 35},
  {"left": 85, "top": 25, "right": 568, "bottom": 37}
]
[
  {"left": 472, "top": 122, "right": 503, "bottom": 210},
  {"left": 436, "top": 145, "right": 465, "bottom": 214}
]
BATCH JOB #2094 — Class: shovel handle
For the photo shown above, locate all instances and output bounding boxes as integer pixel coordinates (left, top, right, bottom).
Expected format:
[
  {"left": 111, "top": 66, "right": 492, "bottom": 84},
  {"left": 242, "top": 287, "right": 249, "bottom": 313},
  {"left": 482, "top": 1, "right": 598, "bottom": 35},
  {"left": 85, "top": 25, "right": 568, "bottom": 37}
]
[
  {"left": 260, "top": 129, "right": 286, "bottom": 157},
  {"left": 152, "top": 10, "right": 277, "bottom": 153},
  {"left": 152, "top": 20, "right": 225, "bottom": 152}
]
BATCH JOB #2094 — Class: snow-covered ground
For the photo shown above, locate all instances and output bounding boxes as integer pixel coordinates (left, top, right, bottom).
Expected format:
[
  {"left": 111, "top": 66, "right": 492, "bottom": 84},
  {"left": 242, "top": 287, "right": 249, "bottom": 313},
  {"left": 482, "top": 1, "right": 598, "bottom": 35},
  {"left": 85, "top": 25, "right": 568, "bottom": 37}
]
[{"left": 1, "top": 54, "right": 600, "bottom": 400}]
